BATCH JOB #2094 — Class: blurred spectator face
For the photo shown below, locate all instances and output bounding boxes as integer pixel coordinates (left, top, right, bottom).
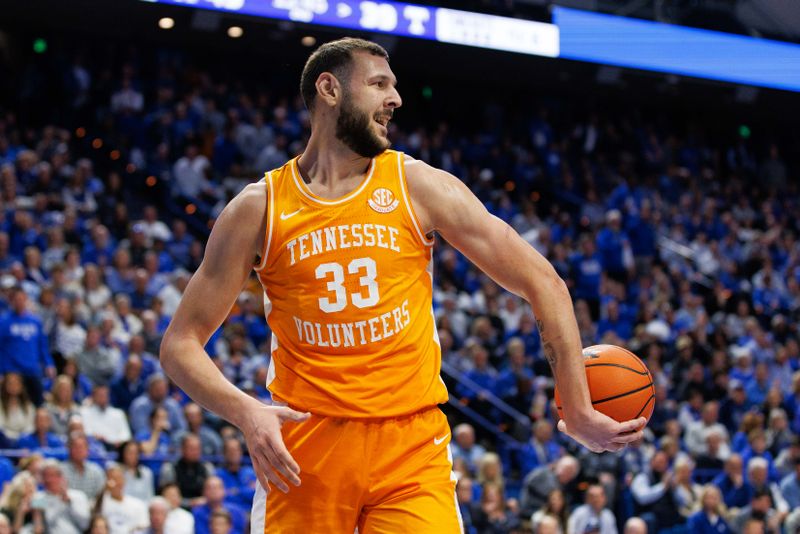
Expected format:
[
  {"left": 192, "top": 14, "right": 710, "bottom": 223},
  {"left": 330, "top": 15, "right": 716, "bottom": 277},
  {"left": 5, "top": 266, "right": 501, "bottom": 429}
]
[
  {"left": 183, "top": 435, "right": 202, "bottom": 462},
  {"left": 86, "top": 327, "right": 101, "bottom": 349},
  {"left": 204, "top": 476, "right": 225, "bottom": 506},
  {"left": 52, "top": 376, "right": 75, "bottom": 406},
  {"left": 10, "top": 287, "right": 27, "bottom": 313},
  {"left": 185, "top": 403, "right": 204, "bottom": 430},
  {"left": 34, "top": 408, "right": 52, "bottom": 433},
  {"left": 210, "top": 513, "right": 232, "bottom": 534},
  {"left": 173, "top": 219, "right": 187, "bottom": 237},
  {"left": 134, "top": 269, "right": 148, "bottom": 291},
  {"left": 702, "top": 402, "right": 719, "bottom": 424},
  {"left": 129, "top": 335, "right": 146, "bottom": 354},
  {"left": 725, "top": 454, "right": 742, "bottom": 476},
  {"left": 223, "top": 439, "right": 242, "bottom": 466},
  {"left": 537, "top": 515, "right": 560, "bottom": 534},
  {"left": 472, "top": 345, "right": 489, "bottom": 369},
  {"left": 107, "top": 466, "right": 125, "bottom": 498},
  {"left": 586, "top": 485, "right": 606, "bottom": 513},
  {"left": 751, "top": 493, "right": 771, "bottom": 514},
  {"left": 144, "top": 205, "right": 158, "bottom": 222},
  {"left": 151, "top": 406, "right": 169, "bottom": 431},
  {"left": 161, "top": 484, "right": 182, "bottom": 509},
  {"left": 148, "top": 377, "right": 168, "bottom": 401},
  {"left": 623, "top": 518, "right": 647, "bottom": 534},
  {"left": 651, "top": 451, "right": 668, "bottom": 474},
  {"left": 742, "top": 519, "right": 765, "bottom": 534},
  {"left": 456, "top": 477, "right": 472, "bottom": 504},
  {"left": 122, "top": 441, "right": 141, "bottom": 468},
  {"left": 675, "top": 461, "right": 693, "bottom": 484},
  {"left": 3, "top": 372, "right": 24, "bottom": 397},
  {"left": 534, "top": 421, "right": 552, "bottom": 443},
  {"left": 701, "top": 486, "right": 721, "bottom": 512},
  {"left": 454, "top": 424, "right": 475, "bottom": 449},
  {"left": 149, "top": 499, "right": 168, "bottom": 531},
  {"left": 481, "top": 483, "right": 502, "bottom": 510},
  {"left": 125, "top": 355, "right": 143, "bottom": 381},
  {"left": 750, "top": 432, "right": 767, "bottom": 454},
  {"left": 706, "top": 430, "right": 723, "bottom": 455},
  {"left": 42, "top": 464, "right": 64, "bottom": 493},
  {"left": 69, "top": 436, "right": 89, "bottom": 463},
  {"left": 555, "top": 457, "right": 579, "bottom": 484},
  {"left": 92, "top": 385, "right": 110, "bottom": 409},
  {"left": 748, "top": 464, "right": 767, "bottom": 486}
]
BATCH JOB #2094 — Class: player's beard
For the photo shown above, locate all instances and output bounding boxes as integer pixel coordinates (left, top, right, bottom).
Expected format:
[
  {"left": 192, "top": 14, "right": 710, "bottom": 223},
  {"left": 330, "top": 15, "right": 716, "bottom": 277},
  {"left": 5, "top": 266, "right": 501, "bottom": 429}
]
[{"left": 335, "top": 91, "right": 390, "bottom": 158}]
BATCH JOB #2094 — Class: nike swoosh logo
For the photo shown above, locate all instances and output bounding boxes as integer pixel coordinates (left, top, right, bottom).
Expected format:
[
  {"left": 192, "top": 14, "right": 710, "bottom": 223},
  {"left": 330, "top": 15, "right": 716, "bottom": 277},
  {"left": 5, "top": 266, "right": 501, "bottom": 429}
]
[
  {"left": 434, "top": 433, "right": 449, "bottom": 446},
  {"left": 279, "top": 208, "right": 303, "bottom": 220}
]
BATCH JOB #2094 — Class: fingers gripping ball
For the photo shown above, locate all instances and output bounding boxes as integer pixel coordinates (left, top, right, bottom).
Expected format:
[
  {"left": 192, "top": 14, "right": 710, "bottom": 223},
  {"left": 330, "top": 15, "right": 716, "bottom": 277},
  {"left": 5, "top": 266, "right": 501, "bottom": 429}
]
[{"left": 555, "top": 344, "right": 655, "bottom": 425}]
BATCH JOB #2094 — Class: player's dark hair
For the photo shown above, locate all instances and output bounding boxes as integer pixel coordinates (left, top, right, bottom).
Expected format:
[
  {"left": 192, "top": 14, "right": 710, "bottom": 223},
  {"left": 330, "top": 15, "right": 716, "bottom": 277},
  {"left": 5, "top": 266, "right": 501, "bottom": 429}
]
[{"left": 300, "top": 37, "right": 389, "bottom": 112}]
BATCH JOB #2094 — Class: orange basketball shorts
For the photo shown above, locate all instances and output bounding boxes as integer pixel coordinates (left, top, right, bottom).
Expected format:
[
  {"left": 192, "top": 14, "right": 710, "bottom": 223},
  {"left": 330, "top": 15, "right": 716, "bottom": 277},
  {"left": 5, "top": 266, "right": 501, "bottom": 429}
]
[{"left": 250, "top": 406, "right": 463, "bottom": 533}]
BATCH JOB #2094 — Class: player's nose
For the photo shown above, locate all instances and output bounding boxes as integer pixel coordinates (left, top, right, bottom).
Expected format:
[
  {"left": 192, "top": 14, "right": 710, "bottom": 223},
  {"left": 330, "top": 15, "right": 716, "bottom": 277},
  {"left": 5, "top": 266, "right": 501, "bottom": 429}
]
[{"left": 387, "top": 87, "right": 402, "bottom": 109}]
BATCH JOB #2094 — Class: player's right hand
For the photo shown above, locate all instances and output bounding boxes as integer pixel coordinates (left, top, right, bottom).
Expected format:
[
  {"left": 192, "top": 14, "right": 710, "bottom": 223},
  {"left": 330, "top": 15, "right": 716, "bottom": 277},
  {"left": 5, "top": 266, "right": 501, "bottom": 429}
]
[
  {"left": 557, "top": 409, "right": 645, "bottom": 453},
  {"left": 241, "top": 403, "right": 311, "bottom": 493}
]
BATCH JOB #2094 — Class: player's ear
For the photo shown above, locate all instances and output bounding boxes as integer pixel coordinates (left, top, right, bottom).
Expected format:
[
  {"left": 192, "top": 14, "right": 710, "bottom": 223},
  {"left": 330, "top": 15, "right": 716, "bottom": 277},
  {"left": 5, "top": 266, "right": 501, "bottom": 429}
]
[{"left": 315, "top": 72, "right": 340, "bottom": 108}]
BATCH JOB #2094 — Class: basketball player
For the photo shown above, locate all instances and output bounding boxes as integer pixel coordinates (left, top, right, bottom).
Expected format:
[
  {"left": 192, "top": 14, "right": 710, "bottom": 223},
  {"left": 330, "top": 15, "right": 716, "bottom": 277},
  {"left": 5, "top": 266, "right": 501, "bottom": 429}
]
[{"left": 160, "top": 38, "right": 646, "bottom": 532}]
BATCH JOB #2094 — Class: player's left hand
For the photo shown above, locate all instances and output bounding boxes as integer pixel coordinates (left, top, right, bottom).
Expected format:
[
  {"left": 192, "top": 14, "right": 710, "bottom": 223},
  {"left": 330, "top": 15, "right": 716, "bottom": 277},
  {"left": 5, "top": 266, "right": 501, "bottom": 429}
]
[{"left": 557, "top": 410, "right": 645, "bottom": 453}]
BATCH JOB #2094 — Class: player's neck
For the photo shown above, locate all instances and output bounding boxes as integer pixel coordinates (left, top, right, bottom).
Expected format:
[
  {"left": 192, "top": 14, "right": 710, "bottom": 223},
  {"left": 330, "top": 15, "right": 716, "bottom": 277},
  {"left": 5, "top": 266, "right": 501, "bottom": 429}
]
[{"left": 298, "top": 129, "right": 372, "bottom": 189}]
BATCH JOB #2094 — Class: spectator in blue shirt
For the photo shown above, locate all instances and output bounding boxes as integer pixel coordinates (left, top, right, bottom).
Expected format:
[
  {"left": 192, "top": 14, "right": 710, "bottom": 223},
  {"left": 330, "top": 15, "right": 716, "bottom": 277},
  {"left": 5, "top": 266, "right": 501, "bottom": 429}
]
[
  {"left": 596, "top": 209, "right": 631, "bottom": 282},
  {"left": 0, "top": 286, "right": 54, "bottom": 405},
  {"left": 171, "top": 403, "right": 223, "bottom": 458},
  {"left": 128, "top": 373, "right": 187, "bottom": 436},
  {"left": 15, "top": 407, "right": 65, "bottom": 452},
  {"left": 569, "top": 236, "right": 602, "bottom": 316},
  {"left": 110, "top": 354, "right": 146, "bottom": 412},
  {"left": 136, "top": 406, "right": 173, "bottom": 458},
  {"left": 779, "top": 458, "right": 800, "bottom": 510},
  {"left": 457, "top": 343, "right": 498, "bottom": 421},
  {"left": 215, "top": 438, "right": 256, "bottom": 509},
  {"left": 451, "top": 424, "right": 487, "bottom": 475},
  {"left": 687, "top": 485, "right": 733, "bottom": 534},
  {"left": 518, "top": 420, "right": 562, "bottom": 475},
  {"left": 192, "top": 476, "right": 247, "bottom": 534},
  {"left": 495, "top": 338, "right": 533, "bottom": 399},
  {"left": 711, "top": 454, "right": 753, "bottom": 509},
  {"left": 596, "top": 299, "right": 633, "bottom": 342}
]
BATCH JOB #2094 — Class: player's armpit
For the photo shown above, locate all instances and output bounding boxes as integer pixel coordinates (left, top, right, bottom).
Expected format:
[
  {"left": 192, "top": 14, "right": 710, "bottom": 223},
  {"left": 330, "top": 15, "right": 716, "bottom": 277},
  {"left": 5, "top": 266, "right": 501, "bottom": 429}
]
[{"left": 165, "top": 182, "right": 266, "bottom": 345}]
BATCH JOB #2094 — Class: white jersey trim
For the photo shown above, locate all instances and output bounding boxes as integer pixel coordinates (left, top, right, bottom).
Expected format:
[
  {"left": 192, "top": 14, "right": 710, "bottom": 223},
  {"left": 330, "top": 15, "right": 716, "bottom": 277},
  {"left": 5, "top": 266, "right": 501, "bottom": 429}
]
[
  {"left": 250, "top": 481, "right": 267, "bottom": 533},
  {"left": 255, "top": 172, "right": 275, "bottom": 272},
  {"left": 396, "top": 152, "right": 435, "bottom": 247}
]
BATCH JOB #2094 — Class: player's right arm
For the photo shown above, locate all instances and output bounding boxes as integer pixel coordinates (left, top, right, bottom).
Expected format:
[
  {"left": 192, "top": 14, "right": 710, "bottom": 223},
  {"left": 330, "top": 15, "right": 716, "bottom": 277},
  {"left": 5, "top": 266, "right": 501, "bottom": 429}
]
[{"left": 159, "top": 182, "right": 309, "bottom": 494}]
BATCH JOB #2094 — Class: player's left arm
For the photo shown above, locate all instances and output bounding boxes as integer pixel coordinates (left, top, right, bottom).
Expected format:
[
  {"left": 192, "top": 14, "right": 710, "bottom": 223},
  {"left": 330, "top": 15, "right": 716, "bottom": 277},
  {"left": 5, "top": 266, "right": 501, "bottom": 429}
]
[{"left": 404, "top": 157, "right": 644, "bottom": 452}]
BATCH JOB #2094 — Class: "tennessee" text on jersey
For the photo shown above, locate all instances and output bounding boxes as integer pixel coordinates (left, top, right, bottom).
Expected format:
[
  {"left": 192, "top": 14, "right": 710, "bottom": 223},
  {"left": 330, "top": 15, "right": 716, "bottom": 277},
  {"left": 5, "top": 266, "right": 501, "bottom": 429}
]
[{"left": 287, "top": 223, "right": 401, "bottom": 266}]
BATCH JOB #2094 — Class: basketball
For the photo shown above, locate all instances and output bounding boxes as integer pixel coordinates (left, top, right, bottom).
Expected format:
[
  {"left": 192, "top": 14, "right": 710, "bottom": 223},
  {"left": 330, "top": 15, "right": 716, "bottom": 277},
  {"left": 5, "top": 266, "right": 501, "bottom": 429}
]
[{"left": 554, "top": 344, "right": 655, "bottom": 425}]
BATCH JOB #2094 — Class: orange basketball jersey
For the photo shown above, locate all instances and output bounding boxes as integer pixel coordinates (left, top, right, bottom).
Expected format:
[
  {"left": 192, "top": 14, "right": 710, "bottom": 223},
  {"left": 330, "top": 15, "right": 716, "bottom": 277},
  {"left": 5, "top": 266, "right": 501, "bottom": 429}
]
[{"left": 254, "top": 150, "right": 448, "bottom": 418}]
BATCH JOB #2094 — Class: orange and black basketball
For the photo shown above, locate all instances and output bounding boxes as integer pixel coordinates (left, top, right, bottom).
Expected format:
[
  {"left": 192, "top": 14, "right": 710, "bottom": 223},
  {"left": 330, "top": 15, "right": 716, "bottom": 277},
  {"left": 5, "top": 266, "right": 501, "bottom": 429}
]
[{"left": 554, "top": 344, "right": 655, "bottom": 425}]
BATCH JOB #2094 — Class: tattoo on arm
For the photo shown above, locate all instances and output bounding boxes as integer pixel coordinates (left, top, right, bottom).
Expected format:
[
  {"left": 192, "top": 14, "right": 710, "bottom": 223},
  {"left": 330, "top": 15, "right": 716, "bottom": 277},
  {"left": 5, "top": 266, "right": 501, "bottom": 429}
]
[{"left": 536, "top": 318, "right": 557, "bottom": 367}]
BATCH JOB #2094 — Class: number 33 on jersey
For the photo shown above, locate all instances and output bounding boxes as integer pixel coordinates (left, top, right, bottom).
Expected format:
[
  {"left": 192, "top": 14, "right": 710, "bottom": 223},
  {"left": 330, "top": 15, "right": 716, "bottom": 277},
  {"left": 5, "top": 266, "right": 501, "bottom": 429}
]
[{"left": 254, "top": 150, "right": 448, "bottom": 419}]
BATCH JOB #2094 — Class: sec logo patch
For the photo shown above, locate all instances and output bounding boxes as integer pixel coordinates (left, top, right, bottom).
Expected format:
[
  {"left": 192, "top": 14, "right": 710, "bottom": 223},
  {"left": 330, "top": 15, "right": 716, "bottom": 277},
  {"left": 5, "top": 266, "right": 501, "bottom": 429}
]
[{"left": 368, "top": 188, "right": 399, "bottom": 213}]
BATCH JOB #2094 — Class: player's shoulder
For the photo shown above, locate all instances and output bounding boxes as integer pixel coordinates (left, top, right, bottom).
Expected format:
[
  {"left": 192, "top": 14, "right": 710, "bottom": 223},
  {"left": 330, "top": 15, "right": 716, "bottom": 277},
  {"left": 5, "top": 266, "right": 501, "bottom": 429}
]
[
  {"left": 213, "top": 181, "right": 267, "bottom": 232},
  {"left": 231, "top": 181, "right": 267, "bottom": 211},
  {"left": 402, "top": 154, "right": 453, "bottom": 190}
]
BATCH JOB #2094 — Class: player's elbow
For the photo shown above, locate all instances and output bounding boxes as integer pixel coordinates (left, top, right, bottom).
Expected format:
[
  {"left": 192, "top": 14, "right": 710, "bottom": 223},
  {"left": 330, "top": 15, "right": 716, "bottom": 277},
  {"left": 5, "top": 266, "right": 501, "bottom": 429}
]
[
  {"left": 527, "top": 266, "right": 571, "bottom": 306},
  {"left": 158, "top": 327, "right": 183, "bottom": 376}
]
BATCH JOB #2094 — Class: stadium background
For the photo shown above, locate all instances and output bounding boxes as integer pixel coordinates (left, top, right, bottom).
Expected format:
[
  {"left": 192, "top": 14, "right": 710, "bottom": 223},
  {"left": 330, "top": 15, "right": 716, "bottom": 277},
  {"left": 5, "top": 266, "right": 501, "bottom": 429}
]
[{"left": 1, "top": 0, "right": 800, "bottom": 533}]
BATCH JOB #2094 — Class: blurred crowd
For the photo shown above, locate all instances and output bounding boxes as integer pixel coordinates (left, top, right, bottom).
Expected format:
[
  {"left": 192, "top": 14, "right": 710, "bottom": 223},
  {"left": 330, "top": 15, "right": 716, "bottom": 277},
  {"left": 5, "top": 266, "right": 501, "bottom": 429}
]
[{"left": 0, "top": 34, "right": 799, "bottom": 534}]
